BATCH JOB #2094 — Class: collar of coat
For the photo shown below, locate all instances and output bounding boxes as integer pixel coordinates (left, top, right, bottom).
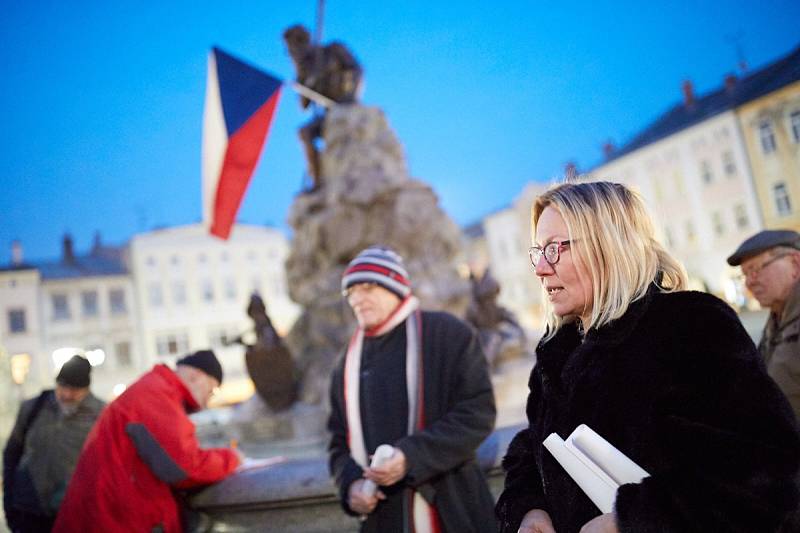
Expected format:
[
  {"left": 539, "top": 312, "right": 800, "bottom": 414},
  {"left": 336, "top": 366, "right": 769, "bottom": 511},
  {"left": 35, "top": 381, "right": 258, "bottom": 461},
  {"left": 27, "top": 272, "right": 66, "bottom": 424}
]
[
  {"left": 536, "top": 284, "right": 658, "bottom": 375},
  {"left": 769, "top": 280, "right": 800, "bottom": 332}
]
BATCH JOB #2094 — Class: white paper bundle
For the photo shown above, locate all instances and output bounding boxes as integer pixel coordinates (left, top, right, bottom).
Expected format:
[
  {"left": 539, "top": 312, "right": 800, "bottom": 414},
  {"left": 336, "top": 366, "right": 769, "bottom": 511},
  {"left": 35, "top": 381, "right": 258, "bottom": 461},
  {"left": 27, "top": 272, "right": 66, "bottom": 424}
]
[
  {"left": 361, "top": 444, "right": 395, "bottom": 496},
  {"left": 543, "top": 424, "right": 649, "bottom": 513}
]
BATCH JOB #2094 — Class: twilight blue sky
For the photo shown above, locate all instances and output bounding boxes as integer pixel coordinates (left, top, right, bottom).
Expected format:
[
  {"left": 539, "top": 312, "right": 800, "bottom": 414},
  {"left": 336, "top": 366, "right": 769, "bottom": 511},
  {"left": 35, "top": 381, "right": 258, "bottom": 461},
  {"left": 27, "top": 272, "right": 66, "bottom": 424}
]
[{"left": 2, "top": 1, "right": 798, "bottom": 263}]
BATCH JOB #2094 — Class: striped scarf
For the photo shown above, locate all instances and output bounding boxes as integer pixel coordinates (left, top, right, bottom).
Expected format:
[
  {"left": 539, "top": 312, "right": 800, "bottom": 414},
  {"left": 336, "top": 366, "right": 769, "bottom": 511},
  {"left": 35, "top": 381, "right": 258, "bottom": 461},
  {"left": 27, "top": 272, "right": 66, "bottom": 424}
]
[{"left": 344, "top": 295, "right": 440, "bottom": 533}]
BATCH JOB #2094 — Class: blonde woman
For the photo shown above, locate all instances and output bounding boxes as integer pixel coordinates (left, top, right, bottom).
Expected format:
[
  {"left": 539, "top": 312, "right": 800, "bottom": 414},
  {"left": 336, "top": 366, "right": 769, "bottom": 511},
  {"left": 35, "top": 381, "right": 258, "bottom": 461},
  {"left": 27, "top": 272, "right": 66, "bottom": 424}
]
[{"left": 495, "top": 181, "right": 799, "bottom": 533}]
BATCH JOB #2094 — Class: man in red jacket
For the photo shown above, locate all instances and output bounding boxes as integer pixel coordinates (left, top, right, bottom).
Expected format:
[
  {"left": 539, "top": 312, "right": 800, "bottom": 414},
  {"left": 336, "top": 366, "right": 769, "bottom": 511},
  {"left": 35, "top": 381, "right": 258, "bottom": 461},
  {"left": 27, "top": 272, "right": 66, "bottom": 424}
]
[{"left": 53, "top": 350, "right": 240, "bottom": 533}]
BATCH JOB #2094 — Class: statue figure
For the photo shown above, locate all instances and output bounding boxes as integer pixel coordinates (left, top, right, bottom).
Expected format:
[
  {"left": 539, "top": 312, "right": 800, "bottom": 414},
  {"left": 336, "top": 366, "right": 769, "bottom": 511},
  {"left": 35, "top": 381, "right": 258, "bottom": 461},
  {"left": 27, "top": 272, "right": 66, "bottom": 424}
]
[
  {"left": 283, "top": 24, "right": 363, "bottom": 191},
  {"left": 465, "top": 270, "right": 528, "bottom": 369},
  {"left": 237, "top": 293, "right": 296, "bottom": 411}
]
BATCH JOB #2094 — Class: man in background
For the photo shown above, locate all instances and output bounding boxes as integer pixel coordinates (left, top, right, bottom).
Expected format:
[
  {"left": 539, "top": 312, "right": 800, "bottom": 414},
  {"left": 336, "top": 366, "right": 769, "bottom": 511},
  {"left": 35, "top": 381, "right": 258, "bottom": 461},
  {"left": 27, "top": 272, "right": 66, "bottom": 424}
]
[
  {"left": 728, "top": 229, "right": 800, "bottom": 420},
  {"left": 53, "top": 350, "right": 240, "bottom": 533},
  {"left": 3, "top": 355, "right": 105, "bottom": 532}
]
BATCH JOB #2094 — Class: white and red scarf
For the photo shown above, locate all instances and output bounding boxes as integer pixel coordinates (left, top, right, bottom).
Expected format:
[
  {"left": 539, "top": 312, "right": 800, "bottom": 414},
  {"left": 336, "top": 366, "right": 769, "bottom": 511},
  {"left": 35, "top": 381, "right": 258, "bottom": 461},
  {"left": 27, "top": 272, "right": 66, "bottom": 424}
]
[{"left": 343, "top": 295, "right": 440, "bottom": 533}]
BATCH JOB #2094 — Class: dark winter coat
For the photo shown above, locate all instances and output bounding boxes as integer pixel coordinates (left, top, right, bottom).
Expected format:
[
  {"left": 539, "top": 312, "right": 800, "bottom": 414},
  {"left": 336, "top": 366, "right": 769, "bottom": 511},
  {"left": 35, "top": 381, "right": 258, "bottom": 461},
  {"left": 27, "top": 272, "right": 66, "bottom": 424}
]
[
  {"left": 328, "top": 311, "right": 498, "bottom": 533},
  {"left": 496, "top": 289, "right": 800, "bottom": 533},
  {"left": 53, "top": 365, "right": 239, "bottom": 533},
  {"left": 3, "top": 390, "right": 104, "bottom": 528}
]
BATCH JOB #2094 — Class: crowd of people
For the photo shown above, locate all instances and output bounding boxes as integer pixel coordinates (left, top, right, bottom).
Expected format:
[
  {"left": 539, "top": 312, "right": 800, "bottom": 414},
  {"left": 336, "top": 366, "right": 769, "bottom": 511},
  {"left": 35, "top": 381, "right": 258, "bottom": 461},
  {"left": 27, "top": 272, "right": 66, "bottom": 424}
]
[{"left": 3, "top": 178, "right": 799, "bottom": 532}]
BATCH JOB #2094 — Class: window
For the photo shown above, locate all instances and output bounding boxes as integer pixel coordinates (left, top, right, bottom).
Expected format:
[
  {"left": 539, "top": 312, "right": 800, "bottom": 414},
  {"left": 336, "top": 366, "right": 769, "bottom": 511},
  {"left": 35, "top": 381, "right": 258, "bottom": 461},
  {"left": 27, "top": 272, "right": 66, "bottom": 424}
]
[
  {"left": 700, "top": 160, "right": 713, "bottom": 184},
  {"left": 52, "top": 294, "right": 70, "bottom": 321},
  {"left": 774, "top": 182, "right": 793, "bottom": 217},
  {"left": 8, "top": 309, "right": 26, "bottom": 333},
  {"left": 148, "top": 283, "right": 163, "bottom": 308},
  {"left": 711, "top": 212, "right": 725, "bottom": 237},
  {"left": 790, "top": 110, "right": 800, "bottom": 144},
  {"left": 115, "top": 341, "right": 132, "bottom": 367},
  {"left": 224, "top": 278, "right": 237, "bottom": 301},
  {"left": 82, "top": 290, "right": 99, "bottom": 317},
  {"left": 759, "top": 121, "right": 776, "bottom": 154},
  {"left": 210, "top": 328, "right": 234, "bottom": 348},
  {"left": 156, "top": 332, "right": 189, "bottom": 357},
  {"left": 201, "top": 280, "right": 214, "bottom": 303},
  {"left": 109, "top": 289, "right": 127, "bottom": 315},
  {"left": 172, "top": 281, "right": 187, "bottom": 306},
  {"left": 733, "top": 204, "right": 750, "bottom": 230},
  {"left": 721, "top": 151, "right": 736, "bottom": 177}
]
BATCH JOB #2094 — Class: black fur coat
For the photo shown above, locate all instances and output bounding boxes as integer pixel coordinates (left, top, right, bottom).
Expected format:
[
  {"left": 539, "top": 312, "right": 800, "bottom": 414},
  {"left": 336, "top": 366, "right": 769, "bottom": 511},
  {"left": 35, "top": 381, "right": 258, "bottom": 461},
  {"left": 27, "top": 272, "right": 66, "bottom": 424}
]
[{"left": 496, "top": 289, "right": 800, "bottom": 533}]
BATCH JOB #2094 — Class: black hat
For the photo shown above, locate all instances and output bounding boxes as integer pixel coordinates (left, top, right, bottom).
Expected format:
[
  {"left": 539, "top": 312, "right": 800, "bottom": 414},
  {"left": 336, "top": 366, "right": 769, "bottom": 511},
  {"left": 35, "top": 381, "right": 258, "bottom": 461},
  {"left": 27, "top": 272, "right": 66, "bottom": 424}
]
[
  {"left": 176, "top": 350, "right": 223, "bottom": 384},
  {"left": 727, "top": 229, "right": 800, "bottom": 266},
  {"left": 56, "top": 355, "right": 91, "bottom": 388}
]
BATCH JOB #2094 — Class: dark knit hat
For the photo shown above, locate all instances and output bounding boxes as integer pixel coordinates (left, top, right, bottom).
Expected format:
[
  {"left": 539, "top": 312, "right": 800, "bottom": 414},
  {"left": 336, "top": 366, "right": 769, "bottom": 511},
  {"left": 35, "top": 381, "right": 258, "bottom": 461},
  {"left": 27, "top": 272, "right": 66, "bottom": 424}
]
[
  {"left": 176, "top": 350, "right": 223, "bottom": 384},
  {"left": 727, "top": 229, "right": 800, "bottom": 266},
  {"left": 56, "top": 355, "right": 91, "bottom": 388},
  {"left": 342, "top": 246, "right": 412, "bottom": 299}
]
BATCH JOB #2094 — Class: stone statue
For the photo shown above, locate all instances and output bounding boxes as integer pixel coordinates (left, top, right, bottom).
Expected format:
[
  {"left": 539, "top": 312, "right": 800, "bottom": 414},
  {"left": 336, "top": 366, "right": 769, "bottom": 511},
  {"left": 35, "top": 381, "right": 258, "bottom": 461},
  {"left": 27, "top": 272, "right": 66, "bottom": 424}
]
[
  {"left": 238, "top": 293, "right": 296, "bottom": 412},
  {"left": 465, "top": 270, "right": 527, "bottom": 369},
  {"left": 283, "top": 24, "right": 363, "bottom": 191}
]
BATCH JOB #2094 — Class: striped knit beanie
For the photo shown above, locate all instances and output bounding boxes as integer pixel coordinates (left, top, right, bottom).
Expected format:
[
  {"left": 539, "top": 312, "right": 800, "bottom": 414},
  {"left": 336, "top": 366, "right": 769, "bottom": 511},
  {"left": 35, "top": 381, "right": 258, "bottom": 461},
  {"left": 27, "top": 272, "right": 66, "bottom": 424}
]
[{"left": 341, "top": 246, "right": 412, "bottom": 299}]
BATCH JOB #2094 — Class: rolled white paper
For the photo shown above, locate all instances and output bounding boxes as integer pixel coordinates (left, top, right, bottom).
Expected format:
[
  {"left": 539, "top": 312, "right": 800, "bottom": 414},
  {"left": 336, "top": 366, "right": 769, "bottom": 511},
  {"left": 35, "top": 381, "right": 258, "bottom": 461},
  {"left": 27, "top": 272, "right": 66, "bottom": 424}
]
[{"left": 361, "top": 444, "right": 395, "bottom": 496}]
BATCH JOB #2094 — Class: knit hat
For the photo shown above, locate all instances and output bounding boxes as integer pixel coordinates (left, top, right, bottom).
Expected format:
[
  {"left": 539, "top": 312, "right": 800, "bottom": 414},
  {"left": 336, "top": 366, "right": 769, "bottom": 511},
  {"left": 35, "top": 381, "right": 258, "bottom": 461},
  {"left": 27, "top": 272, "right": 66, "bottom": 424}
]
[
  {"left": 176, "top": 350, "right": 223, "bottom": 384},
  {"left": 56, "top": 355, "right": 91, "bottom": 388},
  {"left": 342, "top": 246, "right": 412, "bottom": 299}
]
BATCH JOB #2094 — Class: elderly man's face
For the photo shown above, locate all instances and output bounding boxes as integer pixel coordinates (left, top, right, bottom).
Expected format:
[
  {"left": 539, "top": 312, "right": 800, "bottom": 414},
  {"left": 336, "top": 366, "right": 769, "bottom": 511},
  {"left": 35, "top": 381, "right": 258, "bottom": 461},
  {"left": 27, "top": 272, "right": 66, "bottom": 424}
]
[
  {"left": 741, "top": 249, "right": 800, "bottom": 313},
  {"left": 345, "top": 283, "right": 401, "bottom": 330}
]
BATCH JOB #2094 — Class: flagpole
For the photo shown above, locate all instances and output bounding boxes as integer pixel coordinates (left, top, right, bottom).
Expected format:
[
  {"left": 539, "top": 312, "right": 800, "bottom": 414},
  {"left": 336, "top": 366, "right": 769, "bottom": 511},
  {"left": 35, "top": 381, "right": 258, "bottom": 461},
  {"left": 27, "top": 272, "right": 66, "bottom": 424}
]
[{"left": 288, "top": 80, "right": 336, "bottom": 108}]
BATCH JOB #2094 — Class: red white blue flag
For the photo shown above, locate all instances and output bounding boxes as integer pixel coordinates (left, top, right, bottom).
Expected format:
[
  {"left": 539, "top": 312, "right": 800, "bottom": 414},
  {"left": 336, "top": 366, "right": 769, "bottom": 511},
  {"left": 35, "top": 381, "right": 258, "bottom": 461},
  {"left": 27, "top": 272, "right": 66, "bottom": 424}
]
[{"left": 202, "top": 47, "right": 282, "bottom": 239}]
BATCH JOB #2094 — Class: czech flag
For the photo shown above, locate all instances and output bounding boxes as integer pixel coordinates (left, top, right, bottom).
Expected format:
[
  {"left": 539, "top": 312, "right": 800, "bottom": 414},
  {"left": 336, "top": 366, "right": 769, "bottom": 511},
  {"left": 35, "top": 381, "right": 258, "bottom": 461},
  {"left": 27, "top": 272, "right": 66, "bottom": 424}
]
[{"left": 202, "top": 47, "right": 282, "bottom": 239}]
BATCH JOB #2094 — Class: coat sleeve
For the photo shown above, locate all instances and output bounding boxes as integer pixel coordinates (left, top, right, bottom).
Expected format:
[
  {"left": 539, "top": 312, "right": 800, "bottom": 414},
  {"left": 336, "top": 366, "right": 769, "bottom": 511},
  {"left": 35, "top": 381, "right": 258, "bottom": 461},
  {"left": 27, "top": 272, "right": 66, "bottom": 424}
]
[
  {"left": 326, "top": 358, "right": 364, "bottom": 516},
  {"left": 395, "top": 320, "right": 496, "bottom": 487},
  {"left": 495, "top": 367, "right": 549, "bottom": 533},
  {"left": 125, "top": 398, "right": 239, "bottom": 489},
  {"left": 615, "top": 296, "right": 800, "bottom": 532}
]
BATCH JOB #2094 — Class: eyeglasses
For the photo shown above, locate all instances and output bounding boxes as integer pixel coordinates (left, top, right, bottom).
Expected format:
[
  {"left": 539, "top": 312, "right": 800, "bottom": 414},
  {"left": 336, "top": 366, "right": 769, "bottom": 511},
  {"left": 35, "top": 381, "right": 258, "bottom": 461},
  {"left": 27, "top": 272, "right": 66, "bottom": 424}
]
[
  {"left": 740, "top": 253, "right": 792, "bottom": 280},
  {"left": 529, "top": 240, "right": 572, "bottom": 267},
  {"left": 342, "top": 282, "right": 378, "bottom": 298}
]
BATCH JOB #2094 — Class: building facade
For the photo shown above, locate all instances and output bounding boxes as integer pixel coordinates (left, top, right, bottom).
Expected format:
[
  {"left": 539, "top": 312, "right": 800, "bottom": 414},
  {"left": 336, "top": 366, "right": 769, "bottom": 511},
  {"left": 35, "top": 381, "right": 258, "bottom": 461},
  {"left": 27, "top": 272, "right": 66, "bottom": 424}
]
[
  {"left": 129, "top": 223, "right": 299, "bottom": 404},
  {"left": 736, "top": 79, "right": 800, "bottom": 231}
]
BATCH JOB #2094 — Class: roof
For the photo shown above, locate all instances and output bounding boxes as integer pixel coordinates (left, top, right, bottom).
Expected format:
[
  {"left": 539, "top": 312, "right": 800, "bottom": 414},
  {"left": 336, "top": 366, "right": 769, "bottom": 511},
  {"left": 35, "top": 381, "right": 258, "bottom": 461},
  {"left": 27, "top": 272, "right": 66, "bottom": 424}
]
[
  {"left": 26, "top": 244, "right": 129, "bottom": 280},
  {"left": 603, "top": 43, "right": 800, "bottom": 164}
]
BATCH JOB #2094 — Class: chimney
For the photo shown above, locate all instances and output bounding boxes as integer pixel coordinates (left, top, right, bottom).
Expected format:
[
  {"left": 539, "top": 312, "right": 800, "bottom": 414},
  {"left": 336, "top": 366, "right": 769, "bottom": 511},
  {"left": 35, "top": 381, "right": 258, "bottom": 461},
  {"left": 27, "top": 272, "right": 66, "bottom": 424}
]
[
  {"left": 92, "top": 231, "right": 102, "bottom": 255},
  {"left": 11, "top": 240, "right": 23, "bottom": 266},
  {"left": 62, "top": 233, "right": 75, "bottom": 264},
  {"left": 602, "top": 141, "right": 615, "bottom": 160},
  {"left": 682, "top": 79, "right": 694, "bottom": 107},
  {"left": 564, "top": 161, "right": 578, "bottom": 179},
  {"left": 724, "top": 73, "right": 737, "bottom": 92}
]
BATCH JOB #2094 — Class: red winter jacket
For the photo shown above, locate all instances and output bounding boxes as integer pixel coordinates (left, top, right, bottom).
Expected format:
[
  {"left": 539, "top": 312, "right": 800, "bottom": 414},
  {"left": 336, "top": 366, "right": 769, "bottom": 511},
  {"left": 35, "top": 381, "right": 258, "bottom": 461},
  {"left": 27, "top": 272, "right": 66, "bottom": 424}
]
[{"left": 53, "top": 365, "right": 239, "bottom": 532}]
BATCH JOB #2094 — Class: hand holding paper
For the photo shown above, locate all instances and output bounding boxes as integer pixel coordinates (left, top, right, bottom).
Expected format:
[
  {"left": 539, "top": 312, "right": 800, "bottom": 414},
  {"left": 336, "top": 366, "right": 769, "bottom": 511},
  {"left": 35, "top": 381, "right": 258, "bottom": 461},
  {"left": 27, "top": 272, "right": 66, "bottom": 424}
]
[{"left": 543, "top": 424, "right": 649, "bottom": 513}]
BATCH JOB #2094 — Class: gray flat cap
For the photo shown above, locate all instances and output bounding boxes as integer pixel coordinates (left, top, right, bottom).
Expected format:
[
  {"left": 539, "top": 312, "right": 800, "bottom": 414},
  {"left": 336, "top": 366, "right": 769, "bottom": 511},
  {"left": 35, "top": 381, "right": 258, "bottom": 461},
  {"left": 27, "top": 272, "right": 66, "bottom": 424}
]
[{"left": 727, "top": 229, "right": 800, "bottom": 266}]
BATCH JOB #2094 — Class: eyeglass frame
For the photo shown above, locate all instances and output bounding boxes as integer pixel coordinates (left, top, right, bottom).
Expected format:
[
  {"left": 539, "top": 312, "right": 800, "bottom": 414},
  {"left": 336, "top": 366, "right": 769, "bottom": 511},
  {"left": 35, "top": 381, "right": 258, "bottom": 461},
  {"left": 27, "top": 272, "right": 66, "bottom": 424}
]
[
  {"left": 528, "top": 240, "right": 572, "bottom": 267},
  {"left": 739, "top": 252, "right": 793, "bottom": 280}
]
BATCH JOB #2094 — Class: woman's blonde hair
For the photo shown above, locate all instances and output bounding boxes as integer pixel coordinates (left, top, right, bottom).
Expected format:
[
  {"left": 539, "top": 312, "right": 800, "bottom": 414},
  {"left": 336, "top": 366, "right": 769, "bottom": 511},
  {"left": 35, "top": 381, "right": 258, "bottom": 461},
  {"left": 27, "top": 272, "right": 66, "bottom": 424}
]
[{"left": 533, "top": 179, "right": 687, "bottom": 336}]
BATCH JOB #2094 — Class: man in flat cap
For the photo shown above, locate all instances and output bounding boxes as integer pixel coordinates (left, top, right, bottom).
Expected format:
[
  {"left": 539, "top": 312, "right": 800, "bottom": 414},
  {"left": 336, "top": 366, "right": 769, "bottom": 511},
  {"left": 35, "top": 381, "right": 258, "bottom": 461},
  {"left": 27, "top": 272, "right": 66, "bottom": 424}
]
[
  {"left": 54, "top": 350, "right": 240, "bottom": 533},
  {"left": 328, "top": 246, "right": 498, "bottom": 532},
  {"left": 728, "top": 229, "right": 800, "bottom": 420},
  {"left": 3, "top": 355, "right": 105, "bottom": 532}
]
